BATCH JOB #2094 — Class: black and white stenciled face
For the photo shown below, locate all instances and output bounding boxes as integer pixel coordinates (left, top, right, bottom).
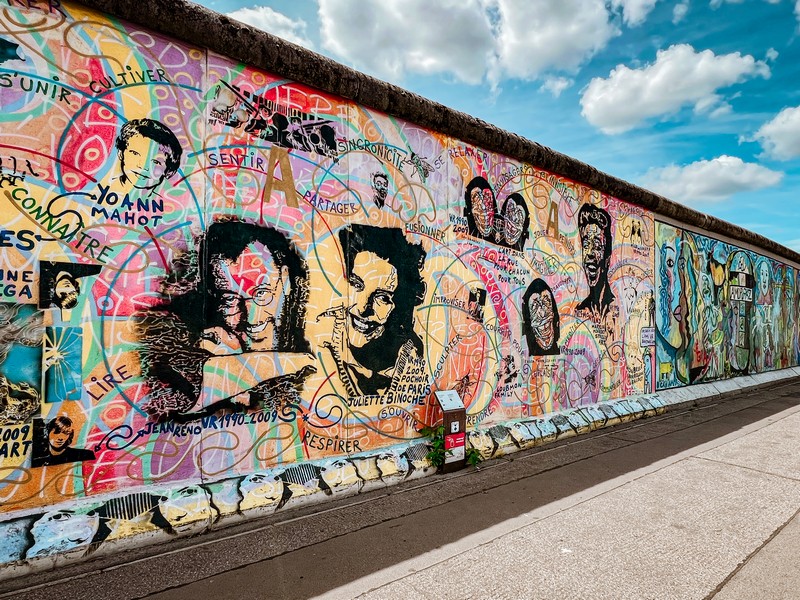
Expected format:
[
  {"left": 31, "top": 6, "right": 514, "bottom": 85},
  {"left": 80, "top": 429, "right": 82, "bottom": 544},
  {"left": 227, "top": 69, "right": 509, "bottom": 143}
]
[
  {"left": 211, "top": 242, "right": 285, "bottom": 351},
  {"left": 528, "top": 289, "right": 556, "bottom": 350},
  {"left": 346, "top": 251, "right": 398, "bottom": 349},
  {"left": 54, "top": 272, "right": 79, "bottom": 309},
  {"left": 120, "top": 133, "right": 171, "bottom": 190},
  {"left": 503, "top": 200, "right": 525, "bottom": 245},
  {"left": 581, "top": 223, "right": 606, "bottom": 288},
  {"left": 470, "top": 186, "right": 495, "bottom": 237}
]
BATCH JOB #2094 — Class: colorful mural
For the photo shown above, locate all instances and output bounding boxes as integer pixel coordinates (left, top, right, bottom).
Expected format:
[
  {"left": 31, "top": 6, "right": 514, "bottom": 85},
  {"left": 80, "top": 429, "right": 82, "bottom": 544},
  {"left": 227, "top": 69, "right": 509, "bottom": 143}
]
[
  {"left": 0, "top": 1, "right": 795, "bottom": 570},
  {"left": 654, "top": 223, "right": 797, "bottom": 388}
]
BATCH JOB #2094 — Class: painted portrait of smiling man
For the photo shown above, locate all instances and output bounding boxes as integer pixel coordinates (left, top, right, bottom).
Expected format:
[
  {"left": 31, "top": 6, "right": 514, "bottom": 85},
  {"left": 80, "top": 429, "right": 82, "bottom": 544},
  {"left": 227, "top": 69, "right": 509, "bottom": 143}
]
[
  {"left": 138, "top": 220, "right": 315, "bottom": 421},
  {"left": 499, "top": 192, "right": 530, "bottom": 251},
  {"left": 522, "top": 278, "right": 560, "bottom": 356},
  {"left": 321, "top": 224, "right": 427, "bottom": 397},
  {"left": 201, "top": 222, "right": 305, "bottom": 354}
]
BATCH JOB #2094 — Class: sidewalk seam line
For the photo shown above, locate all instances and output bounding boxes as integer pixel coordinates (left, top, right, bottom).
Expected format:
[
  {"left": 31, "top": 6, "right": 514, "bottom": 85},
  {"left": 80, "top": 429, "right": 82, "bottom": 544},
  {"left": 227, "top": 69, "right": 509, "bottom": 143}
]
[
  {"left": 704, "top": 505, "right": 800, "bottom": 600},
  {"left": 693, "top": 455, "right": 800, "bottom": 483}
]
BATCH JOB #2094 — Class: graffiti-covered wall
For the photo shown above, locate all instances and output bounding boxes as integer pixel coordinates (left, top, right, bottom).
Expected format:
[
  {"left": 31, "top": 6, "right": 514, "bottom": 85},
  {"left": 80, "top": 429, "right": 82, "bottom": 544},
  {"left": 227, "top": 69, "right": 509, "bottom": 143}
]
[
  {"left": 654, "top": 223, "right": 797, "bottom": 388},
  {"left": 0, "top": 0, "right": 796, "bottom": 571}
]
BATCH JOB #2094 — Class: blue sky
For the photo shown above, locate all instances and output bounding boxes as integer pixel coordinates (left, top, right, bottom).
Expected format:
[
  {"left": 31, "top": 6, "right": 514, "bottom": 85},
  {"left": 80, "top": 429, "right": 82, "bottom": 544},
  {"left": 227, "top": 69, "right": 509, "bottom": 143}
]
[{"left": 196, "top": 0, "right": 800, "bottom": 251}]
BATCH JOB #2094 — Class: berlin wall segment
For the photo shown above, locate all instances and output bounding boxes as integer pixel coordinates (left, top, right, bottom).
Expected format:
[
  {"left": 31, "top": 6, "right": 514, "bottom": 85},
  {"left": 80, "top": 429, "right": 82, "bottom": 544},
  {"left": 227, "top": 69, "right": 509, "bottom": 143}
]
[{"left": 0, "top": 0, "right": 798, "bottom": 576}]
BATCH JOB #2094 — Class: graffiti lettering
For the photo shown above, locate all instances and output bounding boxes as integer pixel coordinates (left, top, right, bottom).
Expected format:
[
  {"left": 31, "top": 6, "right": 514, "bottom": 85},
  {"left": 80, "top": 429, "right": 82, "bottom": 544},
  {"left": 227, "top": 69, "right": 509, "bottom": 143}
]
[
  {"left": 448, "top": 145, "right": 489, "bottom": 164},
  {"left": 208, "top": 151, "right": 265, "bottom": 170},
  {"left": 0, "top": 72, "right": 72, "bottom": 105},
  {"left": 466, "top": 402, "right": 496, "bottom": 426},
  {"left": 336, "top": 139, "right": 405, "bottom": 170},
  {"left": 303, "top": 191, "right": 357, "bottom": 215},
  {"left": 88, "top": 68, "right": 169, "bottom": 94},
  {"left": 84, "top": 366, "right": 132, "bottom": 400},
  {"left": 730, "top": 285, "right": 753, "bottom": 302},
  {"left": 496, "top": 164, "right": 534, "bottom": 190},
  {"left": 3, "top": 0, "right": 65, "bottom": 15},
  {"left": 405, "top": 220, "right": 445, "bottom": 243},
  {"left": 0, "top": 229, "right": 36, "bottom": 250},
  {"left": 302, "top": 430, "right": 361, "bottom": 453}
]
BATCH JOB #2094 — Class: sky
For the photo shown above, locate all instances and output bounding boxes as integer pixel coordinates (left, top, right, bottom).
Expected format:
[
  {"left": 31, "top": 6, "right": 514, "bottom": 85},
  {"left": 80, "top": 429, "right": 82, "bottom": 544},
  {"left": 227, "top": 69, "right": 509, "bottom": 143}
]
[{"left": 195, "top": 0, "right": 800, "bottom": 252}]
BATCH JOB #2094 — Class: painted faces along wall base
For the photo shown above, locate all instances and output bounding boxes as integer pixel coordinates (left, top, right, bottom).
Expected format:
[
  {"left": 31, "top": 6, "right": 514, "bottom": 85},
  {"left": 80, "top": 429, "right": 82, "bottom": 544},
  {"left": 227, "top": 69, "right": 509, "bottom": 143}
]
[
  {"left": 0, "top": 390, "right": 675, "bottom": 574},
  {"left": 0, "top": 0, "right": 797, "bottom": 576}
]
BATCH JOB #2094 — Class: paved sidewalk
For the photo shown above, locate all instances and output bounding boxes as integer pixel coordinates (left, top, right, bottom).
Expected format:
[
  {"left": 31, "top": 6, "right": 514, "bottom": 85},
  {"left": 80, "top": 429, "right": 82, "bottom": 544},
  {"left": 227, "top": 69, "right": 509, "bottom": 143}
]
[
  {"left": 4, "top": 380, "right": 800, "bottom": 600},
  {"left": 322, "top": 393, "right": 800, "bottom": 599}
]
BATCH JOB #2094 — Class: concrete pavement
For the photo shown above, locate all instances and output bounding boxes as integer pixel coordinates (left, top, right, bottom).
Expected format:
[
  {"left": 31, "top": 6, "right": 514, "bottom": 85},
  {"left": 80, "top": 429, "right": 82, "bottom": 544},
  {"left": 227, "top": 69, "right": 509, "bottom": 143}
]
[{"left": 3, "top": 379, "right": 800, "bottom": 600}]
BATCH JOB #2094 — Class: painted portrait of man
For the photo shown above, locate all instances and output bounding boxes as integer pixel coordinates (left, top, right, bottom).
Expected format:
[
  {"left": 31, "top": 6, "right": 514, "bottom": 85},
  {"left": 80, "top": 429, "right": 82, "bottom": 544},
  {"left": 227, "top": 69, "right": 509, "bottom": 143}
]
[
  {"left": 321, "top": 224, "right": 426, "bottom": 397},
  {"left": 522, "top": 278, "right": 560, "bottom": 356},
  {"left": 463, "top": 176, "right": 497, "bottom": 243},
  {"left": 499, "top": 192, "right": 530, "bottom": 251},
  {"left": 52, "top": 272, "right": 79, "bottom": 309},
  {"left": 115, "top": 118, "right": 182, "bottom": 194},
  {"left": 200, "top": 221, "right": 309, "bottom": 356},
  {"left": 38, "top": 261, "right": 102, "bottom": 312},
  {"left": 371, "top": 172, "right": 389, "bottom": 208},
  {"left": 577, "top": 203, "right": 615, "bottom": 320},
  {"left": 30, "top": 416, "right": 95, "bottom": 468},
  {"left": 138, "top": 220, "right": 314, "bottom": 421}
]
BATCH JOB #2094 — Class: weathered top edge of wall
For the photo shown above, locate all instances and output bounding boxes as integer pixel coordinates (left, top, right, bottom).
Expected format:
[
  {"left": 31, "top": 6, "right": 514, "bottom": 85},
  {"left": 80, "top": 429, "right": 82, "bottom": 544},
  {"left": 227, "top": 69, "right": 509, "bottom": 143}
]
[{"left": 78, "top": 0, "right": 800, "bottom": 265}]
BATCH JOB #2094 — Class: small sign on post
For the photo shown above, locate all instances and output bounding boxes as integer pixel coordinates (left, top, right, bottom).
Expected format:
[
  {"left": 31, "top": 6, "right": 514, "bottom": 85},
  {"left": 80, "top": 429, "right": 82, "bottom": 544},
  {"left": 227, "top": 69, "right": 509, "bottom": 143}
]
[{"left": 434, "top": 390, "right": 467, "bottom": 473}]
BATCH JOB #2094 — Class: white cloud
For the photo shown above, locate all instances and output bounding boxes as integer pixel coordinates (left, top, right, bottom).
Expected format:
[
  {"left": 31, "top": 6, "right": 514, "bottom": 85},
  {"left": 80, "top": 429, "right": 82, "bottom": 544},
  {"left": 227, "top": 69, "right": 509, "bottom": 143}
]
[
  {"left": 753, "top": 106, "right": 800, "bottom": 159},
  {"left": 673, "top": 1, "right": 690, "bottom": 23},
  {"left": 639, "top": 155, "right": 783, "bottom": 203},
  {"left": 610, "top": 0, "right": 659, "bottom": 26},
  {"left": 486, "top": 0, "right": 619, "bottom": 82},
  {"left": 317, "top": 0, "right": 620, "bottom": 85},
  {"left": 765, "top": 47, "right": 779, "bottom": 61},
  {"left": 318, "top": 0, "right": 494, "bottom": 84},
  {"left": 227, "top": 6, "right": 314, "bottom": 49},
  {"left": 540, "top": 76, "right": 573, "bottom": 97},
  {"left": 580, "top": 44, "right": 770, "bottom": 134},
  {"left": 708, "top": 103, "right": 733, "bottom": 118},
  {"left": 796, "top": 0, "right": 800, "bottom": 21},
  {"left": 711, "top": 0, "right": 782, "bottom": 6}
]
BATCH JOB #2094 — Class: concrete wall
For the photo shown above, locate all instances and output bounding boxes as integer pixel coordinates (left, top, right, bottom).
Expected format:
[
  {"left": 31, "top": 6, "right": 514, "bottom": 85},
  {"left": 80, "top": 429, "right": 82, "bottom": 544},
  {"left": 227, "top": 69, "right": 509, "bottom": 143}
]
[{"left": 0, "top": 0, "right": 797, "bottom": 574}]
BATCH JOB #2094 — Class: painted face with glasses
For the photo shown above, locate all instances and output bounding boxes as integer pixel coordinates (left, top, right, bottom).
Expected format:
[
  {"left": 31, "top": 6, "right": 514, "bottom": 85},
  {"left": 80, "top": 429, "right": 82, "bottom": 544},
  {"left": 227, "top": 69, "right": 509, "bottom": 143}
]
[{"left": 209, "top": 241, "right": 287, "bottom": 352}]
